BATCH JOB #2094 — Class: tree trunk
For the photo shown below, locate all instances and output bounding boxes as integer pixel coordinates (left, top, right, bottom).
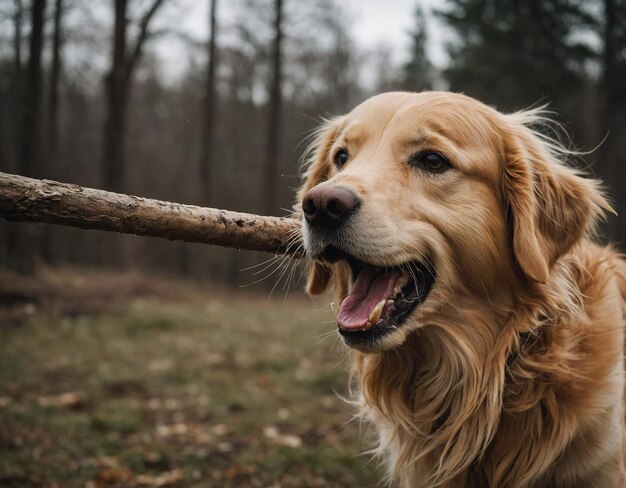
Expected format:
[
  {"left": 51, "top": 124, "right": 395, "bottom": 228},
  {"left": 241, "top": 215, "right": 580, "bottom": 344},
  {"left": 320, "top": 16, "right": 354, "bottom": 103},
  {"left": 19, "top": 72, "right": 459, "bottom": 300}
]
[
  {"left": 102, "top": 0, "right": 167, "bottom": 267},
  {"left": 600, "top": 0, "right": 617, "bottom": 136},
  {"left": 40, "top": 0, "right": 64, "bottom": 263},
  {"left": 14, "top": 0, "right": 47, "bottom": 273},
  {"left": 1, "top": 1, "right": 26, "bottom": 170},
  {"left": 19, "top": 0, "right": 47, "bottom": 178},
  {"left": 102, "top": 0, "right": 167, "bottom": 193},
  {"left": 6, "top": 0, "right": 24, "bottom": 172},
  {"left": 13, "top": 0, "right": 23, "bottom": 95},
  {"left": 599, "top": 0, "right": 625, "bottom": 243},
  {"left": 199, "top": 0, "right": 219, "bottom": 204},
  {"left": 103, "top": 0, "right": 129, "bottom": 193},
  {"left": 47, "top": 0, "right": 63, "bottom": 170},
  {"left": 263, "top": 0, "right": 284, "bottom": 215},
  {"left": 3, "top": 1, "right": 24, "bottom": 269}
]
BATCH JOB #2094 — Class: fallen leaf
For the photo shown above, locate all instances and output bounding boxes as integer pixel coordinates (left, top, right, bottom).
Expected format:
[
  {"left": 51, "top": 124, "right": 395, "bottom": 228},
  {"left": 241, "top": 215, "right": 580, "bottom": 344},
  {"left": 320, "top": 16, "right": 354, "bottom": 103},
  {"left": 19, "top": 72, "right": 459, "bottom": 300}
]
[
  {"left": 134, "top": 469, "right": 183, "bottom": 486},
  {"left": 263, "top": 426, "right": 302, "bottom": 448},
  {"left": 90, "top": 456, "right": 121, "bottom": 468},
  {"left": 37, "top": 392, "right": 86, "bottom": 410},
  {"left": 94, "top": 467, "right": 132, "bottom": 485},
  {"left": 211, "top": 423, "right": 228, "bottom": 436},
  {"left": 217, "top": 441, "right": 233, "bottom": 452},
  {"left": 156, "top": 423, "right": 188, "bottom": 437}
]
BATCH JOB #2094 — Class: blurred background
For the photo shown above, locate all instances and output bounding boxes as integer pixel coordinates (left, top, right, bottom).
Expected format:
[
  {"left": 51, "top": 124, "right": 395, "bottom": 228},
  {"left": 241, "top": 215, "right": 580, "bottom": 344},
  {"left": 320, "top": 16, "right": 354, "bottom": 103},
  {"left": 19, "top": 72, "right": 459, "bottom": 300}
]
[
  {"left": 1, "top": 0, "right": 625, "bottom": 279},
  {"left": 1, "top": 0, "right": 625, "bottom": 486}
]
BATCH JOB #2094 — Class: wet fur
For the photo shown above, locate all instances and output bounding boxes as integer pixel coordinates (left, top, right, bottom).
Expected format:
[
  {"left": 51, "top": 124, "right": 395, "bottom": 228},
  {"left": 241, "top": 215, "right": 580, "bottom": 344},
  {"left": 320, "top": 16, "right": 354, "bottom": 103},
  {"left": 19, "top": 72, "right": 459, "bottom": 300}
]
[{"left": 297, "top": 92, "right": 626, "bottom": 487}]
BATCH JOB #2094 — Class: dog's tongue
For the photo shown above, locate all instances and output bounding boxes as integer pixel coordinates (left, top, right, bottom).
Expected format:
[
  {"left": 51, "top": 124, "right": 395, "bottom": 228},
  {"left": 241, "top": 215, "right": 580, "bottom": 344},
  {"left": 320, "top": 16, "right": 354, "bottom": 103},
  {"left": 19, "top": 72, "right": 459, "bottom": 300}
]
[{"left": 337, "top": 266, "right": 399, "bottom": 331}]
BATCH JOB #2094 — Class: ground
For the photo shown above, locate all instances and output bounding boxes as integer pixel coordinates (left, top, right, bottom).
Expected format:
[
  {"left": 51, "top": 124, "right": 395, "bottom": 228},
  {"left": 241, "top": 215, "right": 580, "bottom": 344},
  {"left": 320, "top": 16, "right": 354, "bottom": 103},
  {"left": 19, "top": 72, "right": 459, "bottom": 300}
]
[{"left": 0, "top": 267, "right": 382, "bottom": 487}]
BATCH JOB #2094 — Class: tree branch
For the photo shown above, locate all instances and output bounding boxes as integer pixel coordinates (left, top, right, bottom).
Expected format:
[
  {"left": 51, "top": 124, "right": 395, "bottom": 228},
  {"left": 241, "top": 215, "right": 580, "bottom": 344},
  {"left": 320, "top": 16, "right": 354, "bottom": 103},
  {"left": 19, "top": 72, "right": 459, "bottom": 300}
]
[
  {"left": 126, "top": 0, "right": 166, "bottom": 78},
  {"left": 0, "top": 172, "right": 304, "bottom": 258}
]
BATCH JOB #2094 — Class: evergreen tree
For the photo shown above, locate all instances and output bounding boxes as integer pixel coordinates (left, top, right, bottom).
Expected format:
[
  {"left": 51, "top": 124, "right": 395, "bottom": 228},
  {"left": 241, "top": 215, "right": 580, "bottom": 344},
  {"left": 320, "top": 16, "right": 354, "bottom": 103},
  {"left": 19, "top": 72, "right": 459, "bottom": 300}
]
[
  {"left": 599, "top": 0, "right": 626, "bottom": 243},
  {"left": 438, "top": 0, "right": 596, "bottom": 113},
  {"left": 402, "top": 4, "right": 432, "bottom": 92}
]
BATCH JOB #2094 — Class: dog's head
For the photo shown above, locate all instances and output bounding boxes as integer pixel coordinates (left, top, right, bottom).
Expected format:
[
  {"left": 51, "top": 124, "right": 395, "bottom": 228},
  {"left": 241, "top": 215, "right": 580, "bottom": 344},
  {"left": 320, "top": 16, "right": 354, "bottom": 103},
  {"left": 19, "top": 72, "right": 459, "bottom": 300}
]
[{"left": 298, "top": 92, "right": 609, "bottom": 352}]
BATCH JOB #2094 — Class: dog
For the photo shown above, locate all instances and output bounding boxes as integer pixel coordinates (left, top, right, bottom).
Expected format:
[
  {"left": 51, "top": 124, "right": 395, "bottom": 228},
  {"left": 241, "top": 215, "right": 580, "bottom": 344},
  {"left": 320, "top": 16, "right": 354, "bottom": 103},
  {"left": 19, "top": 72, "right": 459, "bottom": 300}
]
[{"left": 297, "top": 92, "right": 626, "bottom": 487}]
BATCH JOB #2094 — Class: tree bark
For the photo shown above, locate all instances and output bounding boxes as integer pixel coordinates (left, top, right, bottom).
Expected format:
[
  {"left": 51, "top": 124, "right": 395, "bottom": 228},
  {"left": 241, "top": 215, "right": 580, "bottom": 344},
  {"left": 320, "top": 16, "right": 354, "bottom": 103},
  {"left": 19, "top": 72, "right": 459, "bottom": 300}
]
[
  {"left": 263, "top": 0, "right": 284, "bottom": 215},
  {"left": 0, "top": 172, "right": 304, "bottom": 258},
  {"left": 199, "top": 0, "right": 219, "bottom": 204}
]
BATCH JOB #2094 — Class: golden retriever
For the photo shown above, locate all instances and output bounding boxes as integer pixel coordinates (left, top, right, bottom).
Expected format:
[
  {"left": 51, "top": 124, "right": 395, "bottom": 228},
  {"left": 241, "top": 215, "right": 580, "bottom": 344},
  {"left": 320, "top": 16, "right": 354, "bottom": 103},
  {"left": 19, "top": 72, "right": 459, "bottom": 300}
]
[{"left": 296, "top": 92, "right": 626, "bottom": 487}]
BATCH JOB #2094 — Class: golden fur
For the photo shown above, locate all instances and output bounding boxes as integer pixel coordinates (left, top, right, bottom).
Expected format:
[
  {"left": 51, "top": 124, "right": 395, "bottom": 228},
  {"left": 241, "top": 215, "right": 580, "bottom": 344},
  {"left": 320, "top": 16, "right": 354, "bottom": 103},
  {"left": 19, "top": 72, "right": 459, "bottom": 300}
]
[{"left": 296, "top": 92, "right": 626, "bottom": 487}]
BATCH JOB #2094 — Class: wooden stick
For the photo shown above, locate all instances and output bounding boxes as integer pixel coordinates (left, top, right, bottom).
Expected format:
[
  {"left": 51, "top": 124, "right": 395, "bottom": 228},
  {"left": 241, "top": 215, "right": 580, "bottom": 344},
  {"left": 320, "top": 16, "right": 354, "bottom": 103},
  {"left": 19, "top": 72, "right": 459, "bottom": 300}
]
[{"left": 0, "top": 172, "right": 305, "bottom": 257}]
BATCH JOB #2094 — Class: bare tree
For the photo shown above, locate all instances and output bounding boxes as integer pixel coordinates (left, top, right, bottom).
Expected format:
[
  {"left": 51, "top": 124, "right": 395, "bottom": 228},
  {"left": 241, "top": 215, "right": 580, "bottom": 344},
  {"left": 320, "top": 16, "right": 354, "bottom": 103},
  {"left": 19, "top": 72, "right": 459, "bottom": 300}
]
[
  {"left": 1, "top": 1, "right": 25, "bottom": 268},
  {"left": 102, "top": 0, "right": 167, "bottom": 192},
  {"left": 19, "top": 0, "right": 47, "bottom": 178},
  {"left": 13, "top": 1, "right": 23, "bottom": 90},
  {"left": 46, "top": 0, "right": 64, "bottom": 168},
  {"left": 263, "top": 0, "right": 284, "bottom": 215},
  {"left": 6, "top": 0, "right": 24, "bottom": 171},
  {"left": 199, "top": 0, "right": 219, "bottom": 204},
  {"left": 10, "top": 0, "right": 47, "bottom": 272}
]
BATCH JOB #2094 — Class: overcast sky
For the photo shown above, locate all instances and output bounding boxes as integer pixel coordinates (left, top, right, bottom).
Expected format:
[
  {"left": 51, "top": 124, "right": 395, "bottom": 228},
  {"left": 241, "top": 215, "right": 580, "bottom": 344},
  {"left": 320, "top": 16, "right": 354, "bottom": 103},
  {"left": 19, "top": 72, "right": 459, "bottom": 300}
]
[
  {"left": 154, "top": 0, "right": 449, "bottom": 81},
  {"left": 340, "top": 0, "right": 448, "bottom": 64}
]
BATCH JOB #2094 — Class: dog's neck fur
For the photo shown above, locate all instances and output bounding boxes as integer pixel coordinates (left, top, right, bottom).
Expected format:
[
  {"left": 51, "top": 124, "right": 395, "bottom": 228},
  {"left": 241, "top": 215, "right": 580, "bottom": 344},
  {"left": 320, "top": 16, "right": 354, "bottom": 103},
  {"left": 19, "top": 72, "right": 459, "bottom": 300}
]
[{"left": 353, "top": 244, "right": 625, "bottom": 488}]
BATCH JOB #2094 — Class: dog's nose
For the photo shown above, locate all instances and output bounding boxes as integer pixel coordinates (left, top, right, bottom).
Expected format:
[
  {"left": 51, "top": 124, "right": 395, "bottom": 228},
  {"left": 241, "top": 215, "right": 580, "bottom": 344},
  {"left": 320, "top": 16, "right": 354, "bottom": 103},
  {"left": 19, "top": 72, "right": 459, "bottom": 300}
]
[{"left": 302, "top": 185, "right": 360, "bottom": 228}]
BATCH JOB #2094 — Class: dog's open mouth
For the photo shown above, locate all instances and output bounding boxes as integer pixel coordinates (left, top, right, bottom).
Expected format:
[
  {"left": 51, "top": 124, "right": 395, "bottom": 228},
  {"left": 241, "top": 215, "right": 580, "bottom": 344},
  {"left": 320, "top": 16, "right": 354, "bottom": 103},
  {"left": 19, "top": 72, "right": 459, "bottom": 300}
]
[{"left": 319, "top": 246, "right": 435, "bottom": 346}]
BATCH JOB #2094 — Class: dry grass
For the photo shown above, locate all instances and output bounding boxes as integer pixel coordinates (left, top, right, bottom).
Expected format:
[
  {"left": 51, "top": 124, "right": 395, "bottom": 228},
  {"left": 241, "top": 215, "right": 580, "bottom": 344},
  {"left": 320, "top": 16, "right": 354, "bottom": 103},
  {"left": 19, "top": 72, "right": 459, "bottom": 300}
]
[{"left": 0, "top": 268, "right": 381, "bottom": 487}]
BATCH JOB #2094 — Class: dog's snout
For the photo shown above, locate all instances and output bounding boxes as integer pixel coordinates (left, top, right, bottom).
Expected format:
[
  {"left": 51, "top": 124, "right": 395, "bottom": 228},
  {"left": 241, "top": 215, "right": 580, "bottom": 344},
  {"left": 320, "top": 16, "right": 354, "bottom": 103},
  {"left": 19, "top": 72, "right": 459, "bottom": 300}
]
[{"left": 302, "top": 185, "right": 360, "bottom": 228}]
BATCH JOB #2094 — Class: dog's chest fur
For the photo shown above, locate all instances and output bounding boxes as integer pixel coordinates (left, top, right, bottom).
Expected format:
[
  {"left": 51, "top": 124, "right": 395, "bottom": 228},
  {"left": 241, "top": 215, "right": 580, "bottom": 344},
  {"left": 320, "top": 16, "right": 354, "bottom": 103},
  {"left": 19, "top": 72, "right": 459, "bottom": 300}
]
[{"left": 357, "top": 247, "right": 626, "bottom": 488}]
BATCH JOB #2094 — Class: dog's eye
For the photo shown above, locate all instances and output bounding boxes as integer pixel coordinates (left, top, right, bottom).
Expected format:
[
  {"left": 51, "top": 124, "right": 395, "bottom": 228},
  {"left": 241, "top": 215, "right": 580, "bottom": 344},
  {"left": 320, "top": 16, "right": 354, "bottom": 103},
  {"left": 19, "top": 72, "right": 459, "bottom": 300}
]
[
  {"left": 334, "top": 149, "right": 349, "bottom": 168},
  {"left": 409, "top": 151, "right": 450, "bottom": 174}
]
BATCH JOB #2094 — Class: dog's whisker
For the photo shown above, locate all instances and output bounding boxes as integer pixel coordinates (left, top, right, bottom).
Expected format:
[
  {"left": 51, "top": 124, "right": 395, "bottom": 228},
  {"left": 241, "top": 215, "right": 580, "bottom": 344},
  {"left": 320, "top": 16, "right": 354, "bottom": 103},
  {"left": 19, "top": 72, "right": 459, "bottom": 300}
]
[
  {"left": 309, "top": 329, "right": 339, "bottom": 348},
  {"left": 238, "top": 257, "right": 288, "bottom": 288},
  {"left": 268, "top": 255, "right": 297, "bottom": 301},
  {"left": 281, "top": 258, "right": 303, "bottom": 300},
  {"left": 249, "top": 256, "right": 286, "bottom": 276},
  {"left": 240, "top": 255, "right": 281, "bottom": 272}
]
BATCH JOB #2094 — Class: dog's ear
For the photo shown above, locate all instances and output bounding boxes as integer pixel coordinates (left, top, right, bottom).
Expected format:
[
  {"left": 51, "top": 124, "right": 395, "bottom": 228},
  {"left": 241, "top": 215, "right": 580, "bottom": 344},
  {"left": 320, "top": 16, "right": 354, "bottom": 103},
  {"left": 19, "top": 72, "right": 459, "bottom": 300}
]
[
  {"left": 296, "top": 117, "right": 345, "bottom": 295},
  {"left": 502, "top": 111, "right": 610, "bottom": 283}
]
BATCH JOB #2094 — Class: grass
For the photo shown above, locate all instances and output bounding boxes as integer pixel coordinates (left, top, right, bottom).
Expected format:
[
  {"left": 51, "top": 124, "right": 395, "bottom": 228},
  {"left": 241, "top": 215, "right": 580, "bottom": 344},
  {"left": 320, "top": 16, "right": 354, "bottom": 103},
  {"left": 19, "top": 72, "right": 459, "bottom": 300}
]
[{"left": 0, "top": 268, "right": 382, "bottom": 487}]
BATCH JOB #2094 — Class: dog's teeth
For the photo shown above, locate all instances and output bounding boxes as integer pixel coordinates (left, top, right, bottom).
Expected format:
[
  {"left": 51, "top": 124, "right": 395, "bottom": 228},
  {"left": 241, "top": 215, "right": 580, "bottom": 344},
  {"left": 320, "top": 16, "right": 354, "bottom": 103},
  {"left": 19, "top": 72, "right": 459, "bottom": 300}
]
[
  {"left": 368, "top": 299, "right": 386, "bottom": 324},
  {"left": 396, "top": 275, "right": 409, "bottom": 289},
  {"left": 391, "top": 276, "right": 410, "bottom": 297}
]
